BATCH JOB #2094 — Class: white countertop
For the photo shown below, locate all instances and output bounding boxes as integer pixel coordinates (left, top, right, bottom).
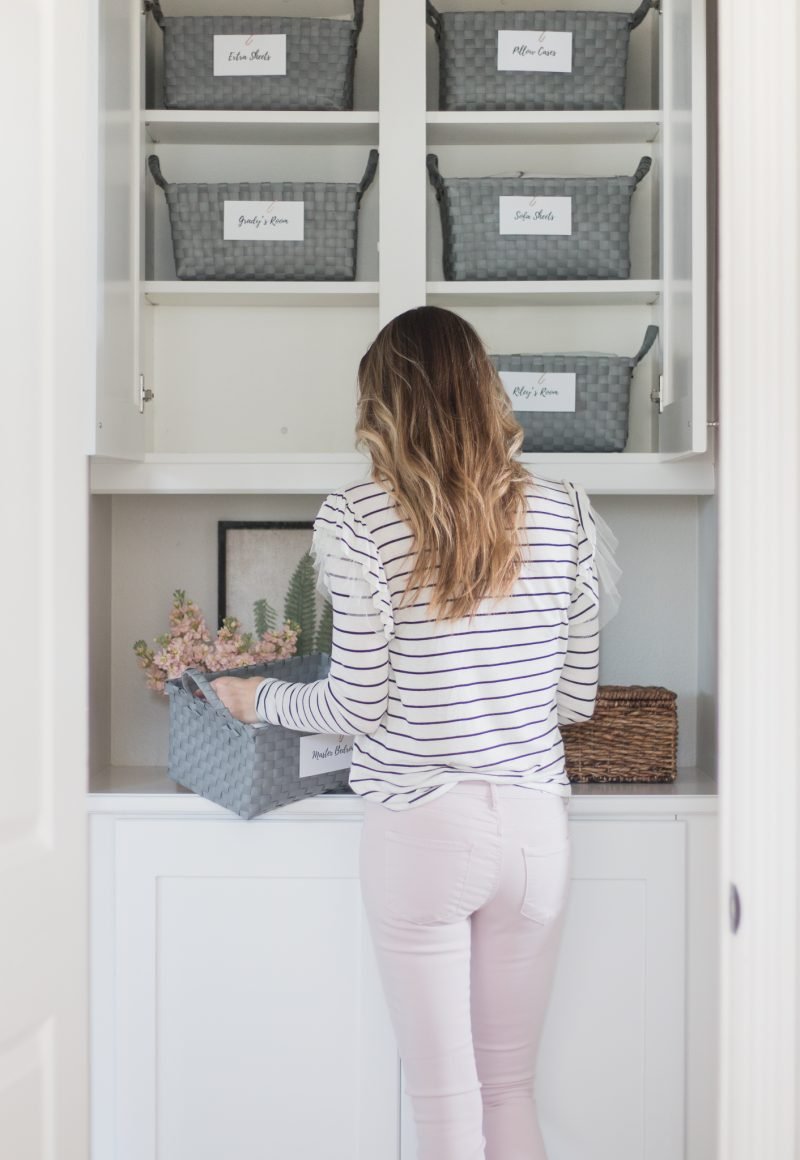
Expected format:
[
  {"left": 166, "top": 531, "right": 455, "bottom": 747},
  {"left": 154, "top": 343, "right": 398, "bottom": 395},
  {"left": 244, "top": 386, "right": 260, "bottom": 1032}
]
[{"left": 87, "top": 765, "right": 718, "bottom": 818}]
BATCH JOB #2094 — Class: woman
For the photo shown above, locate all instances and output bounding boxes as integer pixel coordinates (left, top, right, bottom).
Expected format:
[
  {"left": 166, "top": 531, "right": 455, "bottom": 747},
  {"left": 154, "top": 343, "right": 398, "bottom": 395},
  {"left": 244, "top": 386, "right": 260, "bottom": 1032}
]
[{"left": 215, "top": 305, "right": 621, "bottom": 1160}]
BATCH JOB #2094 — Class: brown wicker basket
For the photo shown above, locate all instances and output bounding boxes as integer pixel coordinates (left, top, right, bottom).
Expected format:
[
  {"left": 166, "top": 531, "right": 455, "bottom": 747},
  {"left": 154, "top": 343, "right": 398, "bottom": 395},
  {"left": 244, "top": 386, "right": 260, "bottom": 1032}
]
[{"left": 562, "top": 685, "right": 678, "bottom": 783}]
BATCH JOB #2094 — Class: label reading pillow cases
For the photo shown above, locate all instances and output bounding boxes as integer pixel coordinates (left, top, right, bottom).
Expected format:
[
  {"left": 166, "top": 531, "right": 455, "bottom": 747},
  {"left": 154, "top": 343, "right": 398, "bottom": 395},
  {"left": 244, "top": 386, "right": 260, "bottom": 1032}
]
[
  {"left": 499, "top": 196, "right": 572, "bottom": 235},
  {"left": 497, "top": 29, "right": 573, "bottom": 73},
  {"left": 213, "top": 34, "right": 287, "bottom": 76},
  {"left": 298, "top": 733, "right": 354, "bottom": 779},
  {"left": 223, "top": 201, "right": 305, "bottom": 241},
  {"left": 500, "top": 371, "right": 577, "bottom": 412}
]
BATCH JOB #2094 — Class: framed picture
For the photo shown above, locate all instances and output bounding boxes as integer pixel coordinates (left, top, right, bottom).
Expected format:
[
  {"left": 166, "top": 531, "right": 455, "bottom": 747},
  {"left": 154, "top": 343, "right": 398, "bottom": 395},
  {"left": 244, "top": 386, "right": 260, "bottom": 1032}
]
[{"left": 217, "top": 520, "right": 332, "bottom": 655}]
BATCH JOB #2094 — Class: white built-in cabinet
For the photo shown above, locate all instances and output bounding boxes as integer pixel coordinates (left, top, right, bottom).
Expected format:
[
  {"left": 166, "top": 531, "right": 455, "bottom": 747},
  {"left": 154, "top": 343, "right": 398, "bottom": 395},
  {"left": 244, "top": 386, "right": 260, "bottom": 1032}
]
[
  {"left": 88, "top": 1, "right": 720, "bottom": 1158},
  {"left": 91, "top": 0, "right": 711, "bottom": 494},
  {"left": 89, "top": 777, "right": 718, "bottom": 1160}
]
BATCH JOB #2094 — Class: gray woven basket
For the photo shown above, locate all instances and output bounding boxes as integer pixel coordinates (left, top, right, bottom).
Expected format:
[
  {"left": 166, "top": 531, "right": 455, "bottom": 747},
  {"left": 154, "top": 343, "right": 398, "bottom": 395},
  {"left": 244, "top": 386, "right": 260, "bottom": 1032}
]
[
  {"left": 426, "top": 0, "right": 657, "bottom": 111},
  {"left": 148, "top": 150, "right": 378, "bottom": 280},
  {"left": 492, "top": 325, "right": 658, "bottom": 453},
  {"left": 166, "top": 654, "right": 353, "bottom": 819},
  {"left": 427, "top": 153, "right": 651, "bottom": 280},
  {"left": 145, "top": 0, "right": 364, "bottom": 111}
]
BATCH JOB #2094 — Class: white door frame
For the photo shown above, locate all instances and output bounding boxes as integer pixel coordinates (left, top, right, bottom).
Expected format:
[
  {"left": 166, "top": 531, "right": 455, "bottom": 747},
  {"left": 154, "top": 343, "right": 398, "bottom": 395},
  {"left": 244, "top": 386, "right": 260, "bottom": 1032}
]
[
  {"left": 717, "top": 1, "right": 800, "bottom": 1155},
  {"left": 0, "top": 0, "right": 93, "bottom": 1155}
]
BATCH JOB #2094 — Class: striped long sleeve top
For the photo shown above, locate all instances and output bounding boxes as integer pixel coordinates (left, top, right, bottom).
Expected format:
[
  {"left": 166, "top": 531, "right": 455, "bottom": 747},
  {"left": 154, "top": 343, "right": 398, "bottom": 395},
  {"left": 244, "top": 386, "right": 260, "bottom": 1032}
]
[{"left": 253, "top": 473, "right": 620, "bottom": 810}]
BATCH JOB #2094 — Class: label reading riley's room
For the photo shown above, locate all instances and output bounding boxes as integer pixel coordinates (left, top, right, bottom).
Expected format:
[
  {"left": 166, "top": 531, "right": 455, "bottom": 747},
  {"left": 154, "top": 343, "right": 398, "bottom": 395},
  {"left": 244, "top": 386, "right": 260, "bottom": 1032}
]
[
  {"left": 213, "top": 33, "right": 287, "bottom": 76},
  {"left": 500, "top": 371, "right": 577, "bottom": 412},
  {"left": 499, "top": 195, "right": 572, "bottom": 236},
  {"left": 497, "top": 29, "right": 573, "bottom": 73},
  {"left": 223, "top": 200, "right": 304, "bottom": 241},
  {"left": 298, "top": 734, "right": 354, "bottom": 779}
]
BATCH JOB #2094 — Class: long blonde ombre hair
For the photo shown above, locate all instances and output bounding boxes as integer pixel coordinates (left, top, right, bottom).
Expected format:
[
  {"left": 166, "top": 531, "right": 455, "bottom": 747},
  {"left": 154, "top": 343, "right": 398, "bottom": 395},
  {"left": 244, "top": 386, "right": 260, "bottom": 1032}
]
[{"left": 355, "top": 305, "right": 534, "bottom": 624}]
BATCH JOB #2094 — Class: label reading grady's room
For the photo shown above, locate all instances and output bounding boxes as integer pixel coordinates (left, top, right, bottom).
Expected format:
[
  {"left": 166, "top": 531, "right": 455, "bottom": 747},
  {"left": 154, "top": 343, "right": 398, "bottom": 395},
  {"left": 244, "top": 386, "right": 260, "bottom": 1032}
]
[
  {"left": 499, "top": 371, "right": 577, "bottom": 412},
  {"left": 213, "top": 33, "right": 287, "bottom": 76},
  {"left": 499, "top": 195, "right": 572, "bottom": 236},
  {"left": 298, "top": 733, "right": 354, "bottom": 779},
  {"left": 497, "top": 29, "right": 573, "bottom": 73},
  {"left": 223, "top": 200, "right": 304, "bottom": 241}
]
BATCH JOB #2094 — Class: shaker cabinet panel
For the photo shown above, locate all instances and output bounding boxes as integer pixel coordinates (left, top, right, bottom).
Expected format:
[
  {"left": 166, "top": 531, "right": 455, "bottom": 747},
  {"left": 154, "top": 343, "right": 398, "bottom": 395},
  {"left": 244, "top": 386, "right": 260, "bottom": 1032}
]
[
  {"left": 90, "top": 815, "right": 401, "bottom": 1160},
  {"left": 91, "top": 810, "right": 689, "bottom": 1160},
  {"left": 399, "top": 818, "right": 687, "bottom": 1160}
]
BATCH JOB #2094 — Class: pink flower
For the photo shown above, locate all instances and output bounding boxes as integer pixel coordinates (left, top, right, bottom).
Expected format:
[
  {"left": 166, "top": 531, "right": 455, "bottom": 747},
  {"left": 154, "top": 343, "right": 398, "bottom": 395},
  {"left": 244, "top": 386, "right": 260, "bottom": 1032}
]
[{"left": 134, "top": 591, "right": 299, "bottom": 695}]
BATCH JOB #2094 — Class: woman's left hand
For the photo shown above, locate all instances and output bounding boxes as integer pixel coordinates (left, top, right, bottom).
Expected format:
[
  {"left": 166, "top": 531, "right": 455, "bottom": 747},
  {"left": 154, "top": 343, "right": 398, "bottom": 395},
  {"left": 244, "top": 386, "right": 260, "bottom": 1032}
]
[{"left": 211, "top": 675, "right": 265, "bottom": 724}]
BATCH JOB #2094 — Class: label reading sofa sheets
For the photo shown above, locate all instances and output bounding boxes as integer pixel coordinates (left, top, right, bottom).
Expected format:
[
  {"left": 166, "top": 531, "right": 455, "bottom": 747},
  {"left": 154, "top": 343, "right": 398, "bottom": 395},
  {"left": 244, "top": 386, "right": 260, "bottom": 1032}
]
[
  {"left": 223, "top": 201, "right": 304, "bottom": 241},
  {"left": 298, "top": 734, "right": 354, "bottom": 779},
  {"left": 499, "top": 372, "right": 577, "bottom": 412},
  {"left": 213, "top": 34, "right": 287, "bottom": 76},
  {"left": 499, "top": 196, "right": 572, "bottom": 235},
  {"left": 497, "top": 30, "right": 573, "bottom": 73}
]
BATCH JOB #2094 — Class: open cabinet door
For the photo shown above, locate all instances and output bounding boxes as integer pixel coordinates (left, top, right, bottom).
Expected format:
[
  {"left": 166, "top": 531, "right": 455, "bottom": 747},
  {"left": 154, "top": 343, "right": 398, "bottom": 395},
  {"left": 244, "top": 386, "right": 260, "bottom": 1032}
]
[
  {"left": 94, "top": 0, "right": 146, "bottom": 458},
  {"left": 658, "top": 0, "right": 709, "bottom": 456},
  {"left": 0, "top": 0, "right": 92, "bottom": 1155},
  {"left": 717, "top": 0, "right": 800, "bottom": 1155}
]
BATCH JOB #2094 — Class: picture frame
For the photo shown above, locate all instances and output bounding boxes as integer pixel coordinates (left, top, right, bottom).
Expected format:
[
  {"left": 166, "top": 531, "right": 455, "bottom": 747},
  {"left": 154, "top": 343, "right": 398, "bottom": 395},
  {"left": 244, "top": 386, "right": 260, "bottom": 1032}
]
[{"left": 217, "top": 520, "right": 333, "bottom": 655}]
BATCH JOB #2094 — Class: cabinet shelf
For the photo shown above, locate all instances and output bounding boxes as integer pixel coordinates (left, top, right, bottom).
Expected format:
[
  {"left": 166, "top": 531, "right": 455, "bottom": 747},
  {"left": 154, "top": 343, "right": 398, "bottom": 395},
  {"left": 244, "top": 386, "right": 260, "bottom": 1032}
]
[
  {"left": 144, "top": 109, "right": 380, "bottom": 146},
  {"left": 87, "top": 764, "right": 717, "bottom": 811},
  {"left": 426, "top": 111, "right": 663, "bottom": 146},
  {"left": 143, "top": 281, "right": 379, "bottom": 307},
  {"left": 427, "top": 281, "right": 661, "bottom": 306},
  {"left": 89, "top": 452, "right": 715, "bottom": 496}
]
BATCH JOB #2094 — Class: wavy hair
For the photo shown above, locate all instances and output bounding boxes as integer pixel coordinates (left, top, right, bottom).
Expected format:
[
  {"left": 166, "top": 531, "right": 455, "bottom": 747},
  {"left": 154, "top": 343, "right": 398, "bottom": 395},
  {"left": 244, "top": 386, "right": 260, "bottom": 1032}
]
[{"left": 355, "top": 305, "right": 534, "bottom": 623}]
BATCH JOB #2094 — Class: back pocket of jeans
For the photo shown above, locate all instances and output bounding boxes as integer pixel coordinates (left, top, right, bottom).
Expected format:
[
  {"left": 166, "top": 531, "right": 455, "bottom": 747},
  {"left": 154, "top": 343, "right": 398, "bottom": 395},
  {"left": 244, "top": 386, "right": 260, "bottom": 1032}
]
[
  {"left": 384, "top": 829, "right": 474, "bottom": 924},
  {"left": 519, "top": 841, "right": 571, "bottom": 925}
]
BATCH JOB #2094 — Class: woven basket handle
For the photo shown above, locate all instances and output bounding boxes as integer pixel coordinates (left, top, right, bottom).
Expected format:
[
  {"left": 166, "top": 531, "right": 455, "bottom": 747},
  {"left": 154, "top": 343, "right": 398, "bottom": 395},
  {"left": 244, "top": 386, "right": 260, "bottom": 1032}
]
[
  {"left": 357, "top": 149, "right": 379, "bottom": 199},
  {"left": 633, "top": 155, "right": 652, "bottom": 186},
  {"left": 143, "top": 0, "right": 165, "bottom": 30},
  {"left": 633, "top": 325, "right": 659, "bottom": 366},
  {"left": 426, "top": 2, "right": 443, "bottom": 41},
  {"left": 181, "top": 668, "right": 232, "bottom": 717},
  {"left": 630, "top": 0, "right": 658, "bottom": 30},
  {"left": 426, "top": 153, "right": 446, "bottom": 200},
  {"left": 147, "top": 154, "right": 168, "bottom": 189},
  {"left": 145, "top": 0, "right": 363, "bottom": 32}
]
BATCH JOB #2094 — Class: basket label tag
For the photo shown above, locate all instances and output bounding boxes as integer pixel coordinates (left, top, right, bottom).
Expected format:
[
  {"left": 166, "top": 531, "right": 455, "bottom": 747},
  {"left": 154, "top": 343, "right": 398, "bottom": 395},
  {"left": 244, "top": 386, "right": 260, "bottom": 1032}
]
[
  {"left": 499, "top": 195, "right": 572, "bottom": 235},
  {"left": 298, "top": 733, "right": 354, "bottom": 778},
  {"left": 499, "top": 371, "right": 577, "bottom": 412},
  {"left": 223, "top": 200, "right": 304, "bottom": 241},
  {"left": 497, "top": 29, "right": 573, "bottom": 73},
  {"left": 213, "top": 34, "right": 287, "bottom": 76}
]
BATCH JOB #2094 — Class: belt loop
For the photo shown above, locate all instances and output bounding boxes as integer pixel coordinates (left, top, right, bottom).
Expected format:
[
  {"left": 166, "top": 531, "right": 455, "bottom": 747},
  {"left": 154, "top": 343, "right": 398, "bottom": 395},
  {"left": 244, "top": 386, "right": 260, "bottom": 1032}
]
[{"left": 489, "top": 781, "right": 498, "bottom": 808}]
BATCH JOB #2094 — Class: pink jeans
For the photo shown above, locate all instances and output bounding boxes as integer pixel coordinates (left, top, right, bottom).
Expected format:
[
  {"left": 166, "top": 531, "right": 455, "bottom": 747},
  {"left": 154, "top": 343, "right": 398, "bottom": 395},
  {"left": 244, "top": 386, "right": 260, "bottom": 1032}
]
[{"left": 358, "top": 778, "right": 572, "bottom": 1160}]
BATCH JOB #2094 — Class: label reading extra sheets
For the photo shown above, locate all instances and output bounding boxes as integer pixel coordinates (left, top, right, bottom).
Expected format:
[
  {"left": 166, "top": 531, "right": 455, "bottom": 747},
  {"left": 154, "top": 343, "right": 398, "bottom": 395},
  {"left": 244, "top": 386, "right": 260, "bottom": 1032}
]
[
  {"left": 497, "top": 30, "right": 573, "bottom": 73},
  {"left": 213, "top": 34, "right": 287, "bottom": 76}
]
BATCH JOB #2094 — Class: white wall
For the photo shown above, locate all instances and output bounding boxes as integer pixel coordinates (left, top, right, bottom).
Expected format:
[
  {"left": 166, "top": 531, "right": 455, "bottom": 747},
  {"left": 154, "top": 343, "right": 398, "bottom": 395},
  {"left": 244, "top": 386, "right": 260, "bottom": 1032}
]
[{"left": 95, "top": 492, "right": 711, "bottom": 770}]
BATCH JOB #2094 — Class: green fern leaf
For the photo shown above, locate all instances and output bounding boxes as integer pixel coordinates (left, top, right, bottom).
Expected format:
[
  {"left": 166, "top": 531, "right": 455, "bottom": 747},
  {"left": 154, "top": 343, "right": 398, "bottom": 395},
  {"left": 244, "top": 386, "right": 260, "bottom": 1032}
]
[
  {"left": 315, "top": 599, "right": 333, "bottom": 655},
  {"left": 253, "top": 598, "right": 277, "bottom": 637},
  {"left": 283, "top": 551, "right": 317, "bottom": 655}
]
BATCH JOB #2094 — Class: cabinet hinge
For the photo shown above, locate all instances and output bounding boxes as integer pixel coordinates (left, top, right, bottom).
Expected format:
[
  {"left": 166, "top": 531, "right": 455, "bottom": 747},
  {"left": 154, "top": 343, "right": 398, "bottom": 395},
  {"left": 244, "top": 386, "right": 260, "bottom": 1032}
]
[
  {"left": 650, "top": 374, "right": 664, "bottom": 413},
  {"left": 139, "top": 374, "right": 155, "bottom": 414},
  {"left": 707, "top": 420, "right": 719, "bottom": 428}
]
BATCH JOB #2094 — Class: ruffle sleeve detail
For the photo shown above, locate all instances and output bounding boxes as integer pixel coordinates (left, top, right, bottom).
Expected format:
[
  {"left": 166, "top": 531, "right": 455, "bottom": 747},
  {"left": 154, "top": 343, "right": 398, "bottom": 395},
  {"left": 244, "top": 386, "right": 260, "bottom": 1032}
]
[
  {"left": 310, "top": 490, "right": 395, "bottom": 642},
  {"left": 562, "top": 479, "right": 622, "bottom": 630}
]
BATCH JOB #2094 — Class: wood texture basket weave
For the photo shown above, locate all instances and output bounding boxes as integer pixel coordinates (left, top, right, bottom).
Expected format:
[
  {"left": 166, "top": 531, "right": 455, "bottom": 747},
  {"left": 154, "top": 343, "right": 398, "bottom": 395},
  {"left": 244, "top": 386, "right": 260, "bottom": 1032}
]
[{"left": 561, "top": 685, "right": 678, "bottom": 782}]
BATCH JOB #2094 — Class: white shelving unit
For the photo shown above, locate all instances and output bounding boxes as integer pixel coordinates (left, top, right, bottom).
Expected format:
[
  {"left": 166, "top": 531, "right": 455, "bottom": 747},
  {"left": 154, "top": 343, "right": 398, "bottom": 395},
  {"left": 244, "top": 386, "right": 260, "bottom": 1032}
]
[
  {"left": 88, "top": 3, "right": 719, "bottom": 1158},
  {"left": 92, "top": 0, "right": 709, "bottom": 493}
]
